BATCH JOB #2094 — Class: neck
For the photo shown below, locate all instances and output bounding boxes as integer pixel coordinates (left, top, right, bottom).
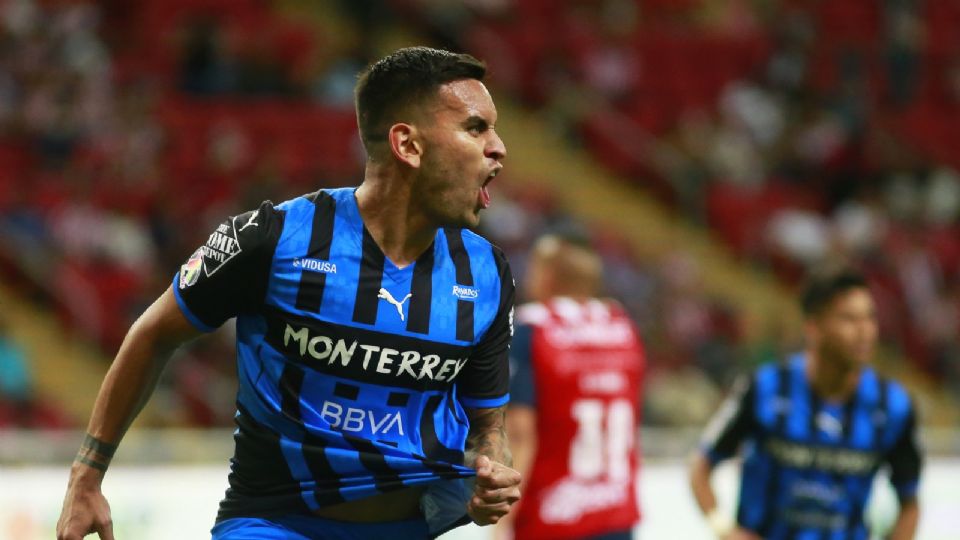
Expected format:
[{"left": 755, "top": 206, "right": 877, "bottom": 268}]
[
  {"left": 355, "top": 163, "right": 436, "bottom": 268},
  {"left": 806, "top": 349, "right": 861, "bottom": 401}
]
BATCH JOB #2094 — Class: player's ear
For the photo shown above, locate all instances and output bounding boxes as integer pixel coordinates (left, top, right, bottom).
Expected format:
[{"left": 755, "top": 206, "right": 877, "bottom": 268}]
[{"left": 388, "top": 122, "right": 422, "bottom": 169}]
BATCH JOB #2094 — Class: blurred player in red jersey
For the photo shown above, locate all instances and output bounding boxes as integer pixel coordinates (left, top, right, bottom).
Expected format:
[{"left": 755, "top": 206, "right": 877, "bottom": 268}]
[{"left": 496, "top": 231, "right": 645, "bottom": 540}]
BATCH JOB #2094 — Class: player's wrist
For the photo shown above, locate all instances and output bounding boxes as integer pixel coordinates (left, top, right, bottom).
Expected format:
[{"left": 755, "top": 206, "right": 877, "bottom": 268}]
[
  {"left": 706, "top": 508, "right": 734, "bottom": 538},
  {"left": 70, "top": 433, "right": 116, "bottom": 486},
  {"left": 69, "top": 460, "right": 106, "bottom": 489}
]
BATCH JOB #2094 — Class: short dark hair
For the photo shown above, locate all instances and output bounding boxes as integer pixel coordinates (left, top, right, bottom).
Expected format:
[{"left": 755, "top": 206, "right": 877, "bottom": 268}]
[
  {"left": 354, "top": 47, "right": 486, "bottom": 147},
  {"left": 800, "top": 266, "right": 869, "bottom": 317}
]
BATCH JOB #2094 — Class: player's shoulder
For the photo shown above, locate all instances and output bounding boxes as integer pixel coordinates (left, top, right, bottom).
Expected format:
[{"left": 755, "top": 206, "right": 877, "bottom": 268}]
[
  {"left": 206, "top": 198, "right": 285, "bottom": 254},
  {"left": 459, "top": 228, "right": 508, "bottom": 261},
  {"left": 274, "top": 188, "right": 346, "bottom": 213},
  {"left": 874, "top": 371, "right": 915, "bottom": 415},
  {"left": 270, "top": 188, "right": 348, "bottom": 240},
  {"left": 751, "top": 357, "right": 797, "bottom": 389}
]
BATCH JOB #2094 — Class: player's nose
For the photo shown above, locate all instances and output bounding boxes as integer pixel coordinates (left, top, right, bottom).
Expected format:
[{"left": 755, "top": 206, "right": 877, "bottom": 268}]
[{"left": 485, "top": 130, "right": 506, "bottom": 162}]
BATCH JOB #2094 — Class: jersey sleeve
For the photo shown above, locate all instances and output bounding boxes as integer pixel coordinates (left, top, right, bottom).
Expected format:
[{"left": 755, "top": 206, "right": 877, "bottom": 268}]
[
  {"left": 173, "top": 200, "right": 283, "bottom": 331},
  {"left": 458, "top": 248, "right": 515, "bottom": 409},
  {"left": 700, "top": 374, "right": 758, "bottom": 466},
  {"left": 885, "top": 405, "right": 923, "bottom": 503},
  {"left": 507, "top": 322, "right": 535, "bottom": 407}
]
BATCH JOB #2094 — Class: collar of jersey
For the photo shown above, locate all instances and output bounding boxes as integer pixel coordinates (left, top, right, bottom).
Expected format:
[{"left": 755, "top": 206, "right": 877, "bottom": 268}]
[{"left": 344, "top": 187, "right": 436, "bottom": 286}]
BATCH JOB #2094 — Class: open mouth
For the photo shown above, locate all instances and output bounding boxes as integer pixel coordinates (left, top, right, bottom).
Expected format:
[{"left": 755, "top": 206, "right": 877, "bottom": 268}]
[{"left": 479, "top": 167, "right": 501, "bottom": 209}]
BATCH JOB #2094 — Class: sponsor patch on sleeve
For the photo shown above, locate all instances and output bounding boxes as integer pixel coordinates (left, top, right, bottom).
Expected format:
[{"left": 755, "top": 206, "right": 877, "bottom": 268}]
[
  {"left": 201, "top": 216, "right": 244, "bottom": 277},
  {"left": 179, "top": 248, "right": 204, "bottom": 289}
]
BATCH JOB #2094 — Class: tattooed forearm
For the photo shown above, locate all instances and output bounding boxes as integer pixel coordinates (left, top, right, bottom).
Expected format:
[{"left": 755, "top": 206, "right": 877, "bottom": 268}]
[
  {"left": 74, "top": 433, "right": 117, "bottom": 473},
  {"left": 465, "top": 405, "right": 512, "bottom": 467}
]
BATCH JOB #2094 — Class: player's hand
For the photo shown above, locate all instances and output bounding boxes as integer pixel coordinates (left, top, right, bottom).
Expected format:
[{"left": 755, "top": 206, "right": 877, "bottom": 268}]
[
  {"left": 467, "top": 455, "right": 522, "bottom": 526},
  {"left": 722, "top": 527, "right": 762, "bottom": 540},
  {"left": 57, "top": 474, "right": 114, "bottom": 540}
]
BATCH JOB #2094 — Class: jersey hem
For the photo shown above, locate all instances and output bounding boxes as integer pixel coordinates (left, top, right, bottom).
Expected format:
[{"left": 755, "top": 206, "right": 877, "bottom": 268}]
[{"left": 459, "top": 393, "right": 509, "bottom": 408}]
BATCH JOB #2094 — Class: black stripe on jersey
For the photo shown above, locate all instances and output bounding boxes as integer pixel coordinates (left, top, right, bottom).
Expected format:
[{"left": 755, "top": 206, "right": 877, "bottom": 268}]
[
  {"left": 873, "top": 378, "right": 889, "bottom": 445},
  {"left": 840, "top": 398, "right": 855, "bottom": 440},
  {"left": 279, "top": 365, "right": 306, "bottom": 423},
  {"left": 333, "top": 382, "right": 360, "bottom": 401},
  {"left": 406, "top": 245, "right": 434, "bottom": 334},
  {"left": 353, "top": 228, "right": 385, "bottom": 325},
  {"left": 419, "top": 394, "right": 466, "bottom": 465},
  {"left": 295, "top": 191, "right": 336, "bottom": 313},
  {"left": 217, "top": 408, "right": 310, "bottom": 521},
  {"left": 342, "top": 434, "right": 405, "bottom": 493},
  {"left": 445, "top": 229, "right": 475, "bottom": 342},
  {"left": 456, "top": 302, "right": 474, "bottom": 343},
  {"left": 758, "top": 363, "right": 793, "bottom": 537},
  {"left": 387, "top": 392, "right": 410, "bottom": 407},
  {"left": 445, "top": 229, "right": 474, "bottom": 285},
  {"left": 808, "top": 391, "right": 823, "bottom": 439},
  {"left": 302, "top": 432, "right": 347, "bottom": 507}
]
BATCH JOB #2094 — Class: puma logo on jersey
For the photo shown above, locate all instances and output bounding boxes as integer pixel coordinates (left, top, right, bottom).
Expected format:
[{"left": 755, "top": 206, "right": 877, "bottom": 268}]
[
  {"left": 238, "top": 210, "right": 259, "bottom": 231},
  {"left": 378, "top": 288, "right": 412, "bottom": 321},
  {"left": 816, "top": 412, "right": 843, "bottom": 438}
]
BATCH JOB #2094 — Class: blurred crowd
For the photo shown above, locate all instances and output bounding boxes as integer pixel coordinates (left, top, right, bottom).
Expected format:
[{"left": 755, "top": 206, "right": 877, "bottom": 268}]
[
  {"left": 396, "top": 0, "right": 960, "bottom": 390},
  {"left": 1, "top": 0, "right": 957, "bottom": 428}
]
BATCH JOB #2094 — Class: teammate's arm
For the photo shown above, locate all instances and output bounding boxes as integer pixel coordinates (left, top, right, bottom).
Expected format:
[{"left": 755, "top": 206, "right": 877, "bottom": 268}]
[
  {"left": 887, "top": 406, "right": 923, "bottom": 540},
  {"left": 890, "top": 499, "right": 919, "bottom": 540},
  {"left": 56, "top": 288, "right": 200, "bottom": 540},
  {"left": 465, "top": 405, "right": 521, "bottom": 526},
  {"left": 689, "top": 375, "right": 759, "bottom": 540}
]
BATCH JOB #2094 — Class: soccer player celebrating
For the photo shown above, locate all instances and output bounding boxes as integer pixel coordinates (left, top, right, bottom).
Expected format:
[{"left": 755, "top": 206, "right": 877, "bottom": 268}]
[
  {"left": 57, "top": 47, "right": 520, "bottom": 540},
  {"left": 497, "top": 232, "right": 645, "bottom": 540},
  {"left": 689, "top": 267, "right": 922, "bottom": 540}
]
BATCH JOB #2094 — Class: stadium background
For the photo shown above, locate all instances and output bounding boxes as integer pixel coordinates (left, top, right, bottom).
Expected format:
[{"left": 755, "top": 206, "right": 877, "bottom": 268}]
[{"left": 0, "top": 0, "right": 958, "bottom": 537}]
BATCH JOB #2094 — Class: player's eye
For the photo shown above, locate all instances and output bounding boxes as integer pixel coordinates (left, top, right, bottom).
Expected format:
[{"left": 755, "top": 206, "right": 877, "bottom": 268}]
[{"left": 465, "top": 119, "right": 488, "bottom": 136}]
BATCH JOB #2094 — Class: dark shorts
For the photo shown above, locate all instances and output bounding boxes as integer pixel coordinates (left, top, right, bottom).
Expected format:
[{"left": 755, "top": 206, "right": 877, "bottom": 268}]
[{"left": 211, "top": 515, "right": 430, "bottom": 540}]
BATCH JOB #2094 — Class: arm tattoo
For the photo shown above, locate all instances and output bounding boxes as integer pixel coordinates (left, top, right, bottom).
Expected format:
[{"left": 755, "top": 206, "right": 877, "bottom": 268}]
[
  {"left": 74, "top": 433, "right": 117, "bottom": 473},
  {"left": 465, "top": 405, "right": 512, "bottom": 467}
]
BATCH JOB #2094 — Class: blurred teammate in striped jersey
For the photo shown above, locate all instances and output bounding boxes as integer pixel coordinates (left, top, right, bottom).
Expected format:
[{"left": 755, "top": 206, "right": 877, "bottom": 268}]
[{"left": 690, "top": 267, "right": 922, "bottom": 540}]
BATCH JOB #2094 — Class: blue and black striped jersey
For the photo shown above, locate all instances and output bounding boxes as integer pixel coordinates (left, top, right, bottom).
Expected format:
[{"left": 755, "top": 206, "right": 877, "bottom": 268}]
[
  {"left": 172, "top": 188, "right": 515, "bottom": 525},
  {"left": 701, "top": 354, "right": 922, "bottom": 540}
]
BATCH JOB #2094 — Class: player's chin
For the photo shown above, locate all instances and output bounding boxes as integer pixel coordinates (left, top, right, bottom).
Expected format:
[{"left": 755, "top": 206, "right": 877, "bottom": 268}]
[{"left": 452, "top": 207, "right": 483, "bottom": 229}]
